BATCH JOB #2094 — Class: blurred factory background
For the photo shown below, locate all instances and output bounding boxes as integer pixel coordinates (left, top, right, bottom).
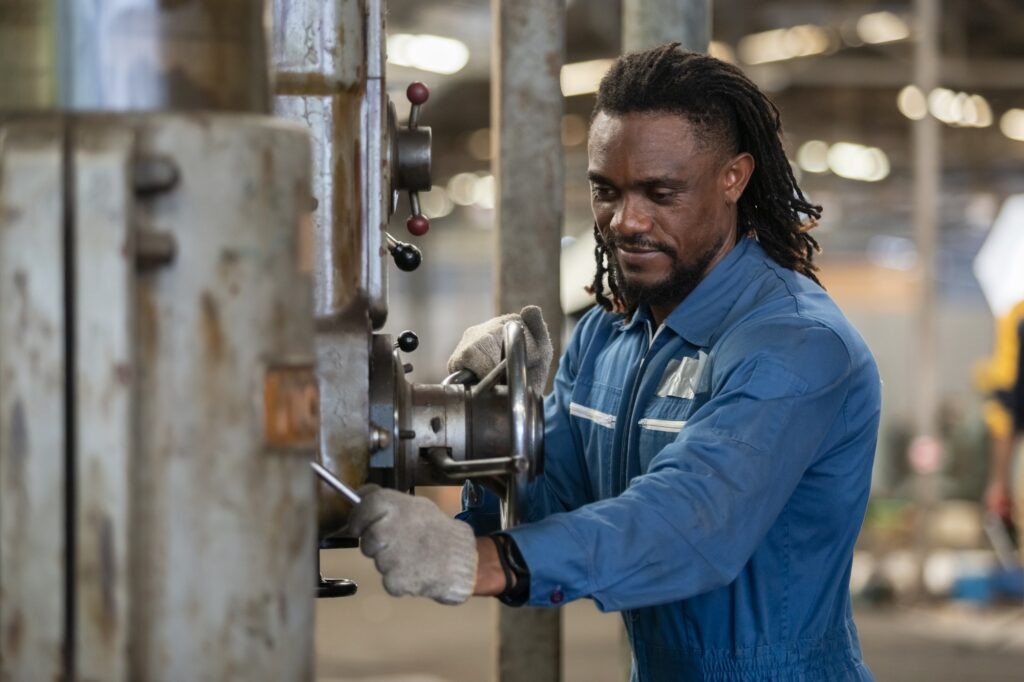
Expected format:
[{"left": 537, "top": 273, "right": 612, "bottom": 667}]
[
  {"left": 1, "top": 0, "right": 1022, "bottom": 680},
  {"left": 319, "top": 0, "right": 1024, "bottom": 679}
]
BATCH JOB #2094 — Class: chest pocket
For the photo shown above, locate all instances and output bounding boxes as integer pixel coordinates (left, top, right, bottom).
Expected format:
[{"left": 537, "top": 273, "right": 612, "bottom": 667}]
[
  {"left": 636, "top": 400, "right": 690, "bottom": 472},
  {"left": 636, "top": 351, "right": 711, "bottom": 472},
  {"left": 569, "top": 380, "right": 621, "bottom": 499}
]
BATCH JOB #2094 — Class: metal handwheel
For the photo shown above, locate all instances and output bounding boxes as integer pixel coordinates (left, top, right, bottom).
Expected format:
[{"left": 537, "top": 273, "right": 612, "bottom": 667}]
[
  {"left": 316, "top": 320, "right": 544, "bottom": 542},
  {"left": 437, "top": 321, "right": 543, "bottom": 528}
]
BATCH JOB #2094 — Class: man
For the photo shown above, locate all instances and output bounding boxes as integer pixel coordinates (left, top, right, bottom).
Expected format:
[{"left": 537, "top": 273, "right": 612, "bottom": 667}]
[{"left": 347, "top": 45, "right": 881, "bottom": 681}]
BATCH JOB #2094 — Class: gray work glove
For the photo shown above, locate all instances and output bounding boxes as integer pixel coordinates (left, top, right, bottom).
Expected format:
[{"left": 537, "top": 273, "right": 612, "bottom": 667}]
[
  {"left": 345, "top": 485, "right": 478, "bottom": 605},
  {"left": 447, "top": 305, "right": 553, "bottom": 395}
]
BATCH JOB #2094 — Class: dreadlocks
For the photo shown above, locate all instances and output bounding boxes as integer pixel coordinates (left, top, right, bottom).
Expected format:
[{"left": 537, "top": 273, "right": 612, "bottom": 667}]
[{"left": 587, "top": 44, "right": 822, "bottom": 311}]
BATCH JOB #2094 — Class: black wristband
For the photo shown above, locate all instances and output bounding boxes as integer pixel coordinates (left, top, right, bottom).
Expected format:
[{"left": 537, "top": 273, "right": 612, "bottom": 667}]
[{"left": 491, "top": 533, "right": 531, "bottom": 607}]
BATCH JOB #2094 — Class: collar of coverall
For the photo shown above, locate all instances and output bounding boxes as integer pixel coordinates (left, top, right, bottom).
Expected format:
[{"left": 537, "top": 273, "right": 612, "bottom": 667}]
[{"left": 616, "top": 235, "right": 757, "bottom": 349}]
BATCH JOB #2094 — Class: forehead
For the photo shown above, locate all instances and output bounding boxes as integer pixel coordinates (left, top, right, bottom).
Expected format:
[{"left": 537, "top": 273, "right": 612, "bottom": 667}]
[{"left": 587, "top": 111, "right": 715, "bottom": 179}]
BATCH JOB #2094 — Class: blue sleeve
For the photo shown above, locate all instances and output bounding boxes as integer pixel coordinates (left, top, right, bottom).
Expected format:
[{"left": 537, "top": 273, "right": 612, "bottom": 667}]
[
  {"left": 504, "top": 325, "right": 855, "bottom": 611},
  {"left": 458, "top": 309, "right": 600, "bottom": 534}
]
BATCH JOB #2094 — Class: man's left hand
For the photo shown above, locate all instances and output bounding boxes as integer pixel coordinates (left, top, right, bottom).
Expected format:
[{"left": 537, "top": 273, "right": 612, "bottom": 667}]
[{"left": 345, "top": 485, "right": 479, "bottom": 605}]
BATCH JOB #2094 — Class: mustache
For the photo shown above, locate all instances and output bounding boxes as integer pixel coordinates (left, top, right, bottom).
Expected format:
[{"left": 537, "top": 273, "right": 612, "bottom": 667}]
[{"left": 604, "top": 234, "right": 677, "bottom": 259}]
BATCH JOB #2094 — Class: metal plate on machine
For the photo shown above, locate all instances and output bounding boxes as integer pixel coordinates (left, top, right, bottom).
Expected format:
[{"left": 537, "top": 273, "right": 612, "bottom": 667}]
[{"left": 264, "top": 364, "right": 319, "bottom": 451}]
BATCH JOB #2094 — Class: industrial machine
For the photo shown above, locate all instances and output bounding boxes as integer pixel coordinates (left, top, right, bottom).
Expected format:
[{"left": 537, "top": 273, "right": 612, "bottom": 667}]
[
  {"left": 0, "top": 1, "right": 541, "bottom": 679},
  {"left": 271, "top": 0, "right": 544, "bottom": 562}
]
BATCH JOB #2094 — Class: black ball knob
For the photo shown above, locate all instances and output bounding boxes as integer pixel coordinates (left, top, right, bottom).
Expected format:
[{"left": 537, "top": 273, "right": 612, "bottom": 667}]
[
  {"left": 392, "top": 243, "right": 422, "bottom": 272},
  {"left": 397, "top": 330, "right": 419, "bottom": 353}
]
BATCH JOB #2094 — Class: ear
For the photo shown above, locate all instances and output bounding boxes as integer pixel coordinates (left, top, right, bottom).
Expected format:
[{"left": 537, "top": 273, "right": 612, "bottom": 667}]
[{"left": 721, "top": 152, "right": 755, "bottom": 205}]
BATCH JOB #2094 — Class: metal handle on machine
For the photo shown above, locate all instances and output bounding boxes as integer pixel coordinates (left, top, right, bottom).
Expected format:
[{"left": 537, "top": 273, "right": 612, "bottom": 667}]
[
  {"left": 311, "top": 461, "right": 363, "bottom": 505},
  {"left": 424, "top": 447, "right": 528, "bottom": 478},
  {"left": 403, "top": 82, "right": 431, "bottom": 236}
]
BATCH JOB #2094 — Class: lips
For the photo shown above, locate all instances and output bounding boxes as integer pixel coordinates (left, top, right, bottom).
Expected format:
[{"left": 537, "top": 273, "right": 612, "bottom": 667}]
[{"left": 616, "top": 246, "right": 666, "bottom": 267}]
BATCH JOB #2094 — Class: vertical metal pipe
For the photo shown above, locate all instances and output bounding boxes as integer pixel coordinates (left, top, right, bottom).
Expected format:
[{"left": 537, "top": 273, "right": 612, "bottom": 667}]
[
  {"left": 911, "top": 0, "right": 941, "bottom": 595},
  {"left": 0, "top": 0, "right": 272, "bottom": 113},
  {"left": 622, "top": 0, "right": 711, "bottom": 53},
  {"left": 0, "top": 1, "right": 58, "bottom": 110},
  {"left": 492, "top": 0, "right": 565, "bottom": 680}
]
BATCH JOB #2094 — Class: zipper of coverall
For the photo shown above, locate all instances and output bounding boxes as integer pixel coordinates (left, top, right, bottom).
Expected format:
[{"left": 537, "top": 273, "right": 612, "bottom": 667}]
[{"left": 616, "top": 319, "right": 666, "bottom": 492}]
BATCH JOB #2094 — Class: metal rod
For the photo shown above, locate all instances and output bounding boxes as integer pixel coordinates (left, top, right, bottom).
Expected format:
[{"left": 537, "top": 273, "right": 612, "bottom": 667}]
[
  {"left": 311, "top": 461, "right": 362, "bottom": 505},
  {"left": 424, "top": 448, "right": 525, "bottom": 479}
]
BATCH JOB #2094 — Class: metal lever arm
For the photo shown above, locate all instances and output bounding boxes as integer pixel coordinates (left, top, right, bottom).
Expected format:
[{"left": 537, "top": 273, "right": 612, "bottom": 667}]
[{"left": 424, "top": 447, "right": 528, "bottom": 479}]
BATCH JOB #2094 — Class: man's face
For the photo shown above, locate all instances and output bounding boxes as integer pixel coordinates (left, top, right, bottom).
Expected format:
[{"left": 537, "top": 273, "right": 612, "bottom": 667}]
[{"left": 587, "top": 111, "right": 753, "bottom": 316}]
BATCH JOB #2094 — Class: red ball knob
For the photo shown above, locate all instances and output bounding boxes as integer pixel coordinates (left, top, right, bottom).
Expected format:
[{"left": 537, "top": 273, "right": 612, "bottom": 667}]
[
  {"left": 407, "top": 214, "right": 430, "bottom": 236},
  {"left": 406, "top": 81, "right": 430, "bottom": 105}
]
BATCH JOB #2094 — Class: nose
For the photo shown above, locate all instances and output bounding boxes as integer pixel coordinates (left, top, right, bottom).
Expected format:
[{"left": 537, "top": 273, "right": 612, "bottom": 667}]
[{"left": 609, "top": 194, "right": 651, "bottom": 237}]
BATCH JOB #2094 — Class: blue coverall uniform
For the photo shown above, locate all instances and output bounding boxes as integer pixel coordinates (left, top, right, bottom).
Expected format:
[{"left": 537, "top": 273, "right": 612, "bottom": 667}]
[{"left": 463, "top": 237, "right": 881, "bottom": 681}]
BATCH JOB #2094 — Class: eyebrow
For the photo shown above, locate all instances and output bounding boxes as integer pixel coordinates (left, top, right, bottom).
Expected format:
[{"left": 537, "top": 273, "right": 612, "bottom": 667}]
[{"left": 587, "top": 171, "right": 686, "bottom": 189}]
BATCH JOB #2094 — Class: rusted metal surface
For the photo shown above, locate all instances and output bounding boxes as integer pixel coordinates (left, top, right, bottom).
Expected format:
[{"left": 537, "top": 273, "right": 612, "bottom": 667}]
[
  {"left": 0, "top": 1, "right": 58, "bottom": 110},
  {"left": 264, "top": 364, "right": 320, "bottom": 451},
  {"left": 129, "top": 114, "right": 315, "bottom": 680},
  {"left": 622, "top": 0, "right": 711, "bottom": 53},
  {"left": 492, "top": 0, "right": 566, "bottom": 679},
  {"left": 0, "top": 118, "right": 66, "bottom": 682},
  {"left": 0, "top": 1, "right": 272, "bottom": 113},
  {"left": 273, "top": 0, "right": 395, "bottom": 534},
  {"left": 71, "top": 122, "right": 136, "bottom": 681},
  {"left": 272, "top": 0, "right": 365, "bottom": 94}
]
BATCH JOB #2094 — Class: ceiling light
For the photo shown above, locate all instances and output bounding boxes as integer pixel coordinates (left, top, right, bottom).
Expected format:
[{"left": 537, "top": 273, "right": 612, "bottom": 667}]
[
  {"left": 856, "top": 11, "right": 910, "bottom": 44},
  {"left": 927, "top": 87, "right": 993, "bottom": 128},
  {"left": 738, "top": 24, "right": 832, "bottom": 65},
  {"left": 1000, "top": 109, "right": 1024, "bottom": 141},
  {"left": 473, "top": 174, "right": 495, "bottom": 210},
  {"left": 466, "top": 128, "right": 491, "bottom": 161},
  {"left": 560, "top": 59, "right": 614, "bottom": 97},
  {"left": 796, "top": 140, "right": 830, "bottom": 173},
  {"left": 387, "top": 34, "right": 469, "bottom": 75},
  {"left": 827, "top": 142, "right": 890, "bottom": 182},
  {"left": 897, "top": 85, "right": 928, "bottom": 120},
  {"left": 708, "top": 41, "right": 736, "bottom": 64},
  {"left": 447, "top": 172, "right": 479, "bottom": 206},
  {"left": 419, "top": 186, "right": 454, "bottom": 219},
  {"left": 970, "top": 95, "right": 993, "bottom": 127}
]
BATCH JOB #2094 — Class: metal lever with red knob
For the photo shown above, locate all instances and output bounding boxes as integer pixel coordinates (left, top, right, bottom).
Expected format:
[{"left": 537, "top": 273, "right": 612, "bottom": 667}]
[{"left": 404, "top": 82, "right": 431, "bottom": 236}]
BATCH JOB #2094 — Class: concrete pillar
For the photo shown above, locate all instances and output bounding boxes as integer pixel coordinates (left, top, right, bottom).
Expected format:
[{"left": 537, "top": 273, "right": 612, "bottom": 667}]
[
  {"left": 492, "top": 0, "right": 565, "bottom": 680},
  {"left": 622, "top": 0, "right": 711, "bottom": 53}
]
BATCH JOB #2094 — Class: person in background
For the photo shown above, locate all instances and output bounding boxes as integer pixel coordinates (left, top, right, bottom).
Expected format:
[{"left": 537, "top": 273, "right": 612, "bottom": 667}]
[{"left": 977, "top": 299, "right": 1024, "bottom": 556}]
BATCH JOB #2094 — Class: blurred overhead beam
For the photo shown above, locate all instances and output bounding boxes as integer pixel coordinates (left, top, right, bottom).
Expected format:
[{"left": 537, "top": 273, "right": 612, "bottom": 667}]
[{"left": 746, "top": 57, "right": 1024, "bottom": 90}]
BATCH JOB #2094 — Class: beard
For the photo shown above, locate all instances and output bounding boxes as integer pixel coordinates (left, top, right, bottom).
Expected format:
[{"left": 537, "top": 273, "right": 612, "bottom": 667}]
[{"left": 606, "top": 232, "right": 727, "bottom": 311}]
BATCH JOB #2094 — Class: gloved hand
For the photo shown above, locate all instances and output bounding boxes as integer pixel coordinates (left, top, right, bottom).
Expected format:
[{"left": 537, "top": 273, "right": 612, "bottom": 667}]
[
  {"left": 447, "top": 305, "right": 553, "bottom": 395},
  {"left": 345, "top": 485, "right": 478, "bottom": 605}
]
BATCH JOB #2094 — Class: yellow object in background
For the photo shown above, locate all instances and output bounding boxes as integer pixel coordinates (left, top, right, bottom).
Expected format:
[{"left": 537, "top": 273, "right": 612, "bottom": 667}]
[{"left": 975, "top": 300, "right": 1024, "bottom": 438}]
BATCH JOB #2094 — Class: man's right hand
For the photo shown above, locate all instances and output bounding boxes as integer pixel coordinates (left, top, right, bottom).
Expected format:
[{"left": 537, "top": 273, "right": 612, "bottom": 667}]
[{"left": 447, "top": 305, "right": 553, "bottom": 395}]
